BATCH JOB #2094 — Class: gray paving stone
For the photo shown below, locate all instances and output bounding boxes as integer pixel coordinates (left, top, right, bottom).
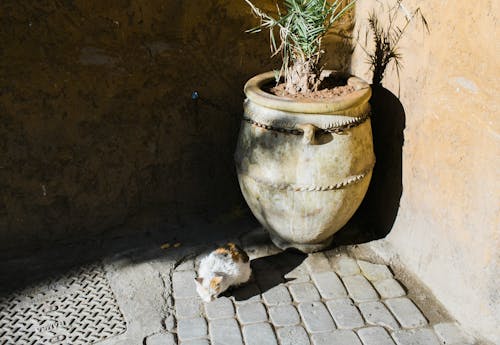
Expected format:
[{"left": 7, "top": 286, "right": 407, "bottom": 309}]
[
  {"left": 175, "top": 297, "right": 203, "bottom": 319},
  {"left": 209, "top": 318, "right": 243, "bottom": 345},
  {"left": 373, "top": 279, "right": 406, "bottom": 299},
  {"left": 277, "top": 326, "right": 311, "bottom": 345},
  {"left": 304, "top": 252, "right": 332, "bottom": 273},
  {"left": 262, "top": 284, "right": 292, "bottom": 305},
  {"left": 385, "top": 297, "right": 427, "bottom": 328},
  {"left": 357, "top": 327, "right": 396, "bottom": 345},
  {"left": 311, "top": 271, "right": 347, "bottom": 299},
  {"left": 357, "top": 260, "right": 393, "bottom": 281},
  {"left": 242, "top": 323, "right": 278, "bottom": 345},
  {"left": 284, "top": 263, "right": 310, "bottom": 283},
  {"left": 433, "top": 322, "right": 475, "bottom": 345},
  {"left": 391, "top": 329, "right": 441, "bottom": 345},
  {"left": 298, "top": 301, "right": 336, "bottom": 333},
  {"left": 311, "top": 330, "right": 362, "bottom": 345},
  {"left": 145, "top": 332, "right": 176, "bottom": 345},
  {"left": 269, "top": 304, "right": 300, "bottom": 326},
  {"left": 289, "top": 282, "right": 321, "bottom": 302},
  {"left": 173, "top": 270, "right": 198, "bottom": 298},
  {"left": 236, "top": 302, "right": 268, "bottom": 324},
  {"left": 359, "top": 301, "right": 399, "bottom": 331},
  {"left": 329, "top": 254, "right": 361, "bottom": 276},
  {"left": 343, "top": 275, "right": 379, "bottom": 302},
  {"left": 326, "top": 299, "right": 365, "bottom": 329},
  {"left": 181, "top": 340, "right": 210, "bottom": 345},
  {"left": 177, "top": 317, "right": 207, "bottom": 341},
  {"left": 204, "top": 297, "right": 235, "bottom": 320}
]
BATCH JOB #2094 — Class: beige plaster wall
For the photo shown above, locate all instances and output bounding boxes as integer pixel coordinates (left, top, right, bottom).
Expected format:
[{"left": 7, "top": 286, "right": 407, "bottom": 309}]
[{"left": 351, "top": 1, "right": 499, "bottom": 342}]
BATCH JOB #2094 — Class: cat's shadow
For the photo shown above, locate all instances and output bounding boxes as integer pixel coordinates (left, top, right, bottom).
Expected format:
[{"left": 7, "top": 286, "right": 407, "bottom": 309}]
[{"left": 222, "top": 249, "right": 307, "bottom": 301}]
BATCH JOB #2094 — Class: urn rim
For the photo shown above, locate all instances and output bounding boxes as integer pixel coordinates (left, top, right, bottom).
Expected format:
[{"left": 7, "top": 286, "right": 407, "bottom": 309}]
[{"left": 244, "top": 70, "right": 371, "bottom": 114}]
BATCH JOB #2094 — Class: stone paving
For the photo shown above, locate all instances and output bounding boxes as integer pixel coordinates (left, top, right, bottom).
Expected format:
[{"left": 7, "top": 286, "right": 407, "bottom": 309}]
[
  {"left": 0, "top": 227, "right": 480, "bottom": 345},
  {"left": 142, "top": 229, "right": 477, "bottom": 345}
]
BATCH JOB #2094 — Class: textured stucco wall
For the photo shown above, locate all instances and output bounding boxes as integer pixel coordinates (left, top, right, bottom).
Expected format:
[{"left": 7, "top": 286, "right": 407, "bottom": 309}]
[
  {"left": 351, "top": 1, "right": 499, "bottom": 342},
  {"left": 0, "top": 1, "right": 352, "bottom": 253}
]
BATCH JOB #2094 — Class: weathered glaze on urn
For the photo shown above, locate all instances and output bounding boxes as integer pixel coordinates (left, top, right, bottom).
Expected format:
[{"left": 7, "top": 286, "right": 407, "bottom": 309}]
[{"left": 235, "top": 71, "right": 375, "bottom": 253}]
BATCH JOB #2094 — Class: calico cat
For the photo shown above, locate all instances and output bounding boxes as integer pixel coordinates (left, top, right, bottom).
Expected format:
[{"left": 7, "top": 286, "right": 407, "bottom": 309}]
[{"left": 195, "top": 242, "right": 252, "bottom": 302}]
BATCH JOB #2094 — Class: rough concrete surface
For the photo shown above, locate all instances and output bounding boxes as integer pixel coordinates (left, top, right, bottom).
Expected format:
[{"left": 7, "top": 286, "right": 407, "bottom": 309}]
[{"left": 0, "top": 227, "right": 484, "bottom": 345}]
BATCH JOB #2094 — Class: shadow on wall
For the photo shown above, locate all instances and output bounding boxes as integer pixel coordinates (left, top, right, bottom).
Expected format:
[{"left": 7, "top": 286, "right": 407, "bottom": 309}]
[
  {"left": 0, "top": 0, "right": 273, "bottom": 253},
  {"left": 334, "top": 84, "right": 405, "bottom": 245}
]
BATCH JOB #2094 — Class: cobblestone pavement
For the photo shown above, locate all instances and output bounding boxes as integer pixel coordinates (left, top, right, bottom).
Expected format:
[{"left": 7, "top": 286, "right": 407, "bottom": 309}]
[
  {"left": 0, "top": 227, "right": 481, "bottom": 345},
  {"left": 162, "top": 246, "right": 476, "bottom": 345}
]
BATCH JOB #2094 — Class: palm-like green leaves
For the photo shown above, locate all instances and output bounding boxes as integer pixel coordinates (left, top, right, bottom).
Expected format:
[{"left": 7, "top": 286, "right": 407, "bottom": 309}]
[{"left": 245, "top": 0, "right": 356, "bottom": 86}]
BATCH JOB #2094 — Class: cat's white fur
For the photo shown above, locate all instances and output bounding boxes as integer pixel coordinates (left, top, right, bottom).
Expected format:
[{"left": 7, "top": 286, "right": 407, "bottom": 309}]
[{"left": 195, "top": 250, "right": 252, "bottom": 302}]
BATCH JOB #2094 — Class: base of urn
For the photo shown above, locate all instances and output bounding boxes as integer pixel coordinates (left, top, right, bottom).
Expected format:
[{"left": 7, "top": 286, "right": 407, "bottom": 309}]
[{"left": 269, "top": 231, "right": 333, "bottom": 253}]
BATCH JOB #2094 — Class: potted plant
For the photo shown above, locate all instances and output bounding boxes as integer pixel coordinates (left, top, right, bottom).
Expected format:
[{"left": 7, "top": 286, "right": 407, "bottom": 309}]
[{"left": 235, "top": 0, "right": 375, "bottom": 252}]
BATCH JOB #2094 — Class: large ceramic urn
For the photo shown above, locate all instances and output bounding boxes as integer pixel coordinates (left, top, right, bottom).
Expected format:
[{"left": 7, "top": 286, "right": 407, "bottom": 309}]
[{"left": 235, "top": 71, "right": 375, "bottom": 253}]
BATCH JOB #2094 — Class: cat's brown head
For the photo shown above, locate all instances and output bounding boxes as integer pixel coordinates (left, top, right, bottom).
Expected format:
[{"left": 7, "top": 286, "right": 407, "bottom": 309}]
[{"left": 194, "top": 275, "right": 224, "bottom": 302}]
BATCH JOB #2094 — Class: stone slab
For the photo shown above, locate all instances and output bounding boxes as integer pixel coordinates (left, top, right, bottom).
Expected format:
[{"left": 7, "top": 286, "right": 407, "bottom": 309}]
[
  {"left": 311, "top": 330, "right": 362, "bottom": 345},
  {"left": 391, "top": 329, "right": 441, "bottom": 345},
  {"left": 284, "top": 263, "right": 311, "bottom": 284},
  {"left": 236, "top": 302, "right": 268, "bottom": 324},
  {"left": 385, "top": 297, "right": 427, "bottom": 328},
  {"left": 173, "top": 270, "right": 198, "bottom": 299},
  {"left": 373, "top": 279, "right": 406, "bottom": 299},
  {"left": 242, "top": 323, "right": 278, "bottom": 345},
  {"left": 289, "top": 282, "right": 321, "bottom": 303},
  {"left": 209, "top": 318, "right": 243, "bottom": 345},
  {"left": 326, "top": 299, "right": 365, "bottom": 329},
  {"left": 343, "top": 275, "right": 379, "bottom": 302},
  {"left": 357, "top": 327, "right": 396, "bottom": 345},
  {"left": 204, "top": 297, "right": 235, "bottom": 320},
  {"left": 175, "top": 297, "right": 203, "bottom": 319},
  {"left": 269, "top": 304, "right": 301, "bottom": 327},
  {"left": 177, "top": 317, "right": 207, "bottom": 341},
  {"left": 359, "top": 301, "right": 399, "bottom": 331},
  {"left": 304, "top": 253, "right": 332, "bottom": 273},
  {"left": 329, "top": 255, "right": 360, "bottom": 277},
  {"left": 311, "top": 271, "right": 347, "bottom": 300},
  {"left": 298, "top": 302, "right": 336, "bottom": 333},
  {"left": 262, "top": 285, "right": 292, "bottom": 306},
  {"left": 276, "top": 326, "right": 311, "bottom": 345},
  {"left": 357, "top": 260, "right": 393, "bottom": 281}
]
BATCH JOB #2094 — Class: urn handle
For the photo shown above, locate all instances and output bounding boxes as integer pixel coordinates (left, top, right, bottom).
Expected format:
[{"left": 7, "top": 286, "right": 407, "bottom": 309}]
[{"left": 296, "top": 123, "right": 317, "bottom": 145}]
